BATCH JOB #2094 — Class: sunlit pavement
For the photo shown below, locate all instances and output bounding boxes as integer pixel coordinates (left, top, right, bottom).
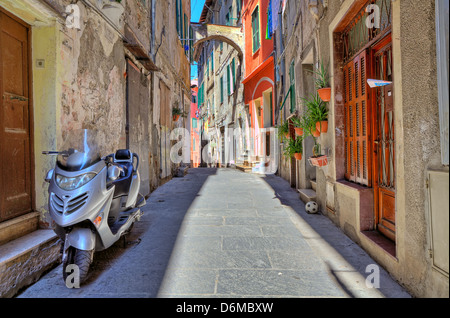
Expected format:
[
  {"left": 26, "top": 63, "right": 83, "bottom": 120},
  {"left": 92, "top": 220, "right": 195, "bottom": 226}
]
[{"left": 17, "top": 168, "right": 410, "bottom": 298}]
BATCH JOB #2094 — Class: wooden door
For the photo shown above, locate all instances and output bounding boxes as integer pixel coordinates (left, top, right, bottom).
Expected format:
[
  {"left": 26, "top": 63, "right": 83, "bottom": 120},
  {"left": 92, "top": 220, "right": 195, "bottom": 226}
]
[
  {"left": 0, "top": 11, "right": 32, "bottom": 222},
  {"left": 159, "top": 81, "right": 171, "bottom": 179},
  {"left": 343, "top": 49, "right": 371, "bottom": 187},
  {"left": 372, "top": 36, "right": 396, "bottom": 241}
]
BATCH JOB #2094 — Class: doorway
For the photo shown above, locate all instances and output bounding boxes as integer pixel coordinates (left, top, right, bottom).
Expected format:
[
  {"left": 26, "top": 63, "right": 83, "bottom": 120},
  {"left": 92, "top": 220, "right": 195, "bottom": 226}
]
[
  {"left": 0, "top": 10, "right": 33, "bottom": 222},
  {"left": 372, "top": 35, "right": 396, "bottom": 241},
  {"left": 343, "top": 34, "right": 396, "bottom": 242}
]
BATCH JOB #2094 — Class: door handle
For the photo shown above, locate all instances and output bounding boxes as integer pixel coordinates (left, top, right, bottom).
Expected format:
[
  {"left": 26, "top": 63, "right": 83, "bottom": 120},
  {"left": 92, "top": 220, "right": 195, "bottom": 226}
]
[{"left": 10, "top": 95, "right": 28, "bottom": 102}]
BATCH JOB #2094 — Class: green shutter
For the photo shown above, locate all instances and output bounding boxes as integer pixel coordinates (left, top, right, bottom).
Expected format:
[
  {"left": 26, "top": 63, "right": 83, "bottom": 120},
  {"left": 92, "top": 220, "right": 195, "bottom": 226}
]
[
  {"left": 176, "top": 0, "right": 180, "bottom": 35},
  {"left": 184, "top": 14, "right": 188, "bottom": 50},
  {"left": 252, "top": 6, "right": 260, "bottom": 53},
  {"left": 289, "top": 61, "right": 295, "bottom": 113},
  {"left": 180, "top": 1, "right": 184, "bottom": 42},
  {"left": 231, "top": 58, "right": 236, "bottom": 89},
  {"left": 189, "top": 26, "right": 194, "bottom": 62},
  {"left": 227, "top": 64, "right": 231, "bottom": 95},
  {"left": 220, "top": 76, "right": 224, "bottom": 103},
  {"left": 211, "top": 51, "right": 214, "bottom": 73}
]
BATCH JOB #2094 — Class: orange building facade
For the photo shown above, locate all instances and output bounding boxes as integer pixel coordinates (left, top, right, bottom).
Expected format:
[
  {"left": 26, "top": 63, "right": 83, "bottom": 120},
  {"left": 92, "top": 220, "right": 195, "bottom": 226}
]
[{"left": 242, "top": 0, "right": 275, "bottom": 158}]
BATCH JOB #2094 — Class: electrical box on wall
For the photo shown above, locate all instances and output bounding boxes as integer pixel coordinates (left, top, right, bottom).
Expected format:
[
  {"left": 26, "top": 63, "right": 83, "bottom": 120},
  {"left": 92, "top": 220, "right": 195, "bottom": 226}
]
[{"left": 427, "top": 170, "right": 449, "bottom": 277}]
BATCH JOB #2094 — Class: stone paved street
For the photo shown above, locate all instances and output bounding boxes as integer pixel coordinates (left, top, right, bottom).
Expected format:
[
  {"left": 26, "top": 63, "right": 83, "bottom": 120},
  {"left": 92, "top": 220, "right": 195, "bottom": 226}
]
[{"left": 18, "top": 168, "right": 410, "bottom": 298}]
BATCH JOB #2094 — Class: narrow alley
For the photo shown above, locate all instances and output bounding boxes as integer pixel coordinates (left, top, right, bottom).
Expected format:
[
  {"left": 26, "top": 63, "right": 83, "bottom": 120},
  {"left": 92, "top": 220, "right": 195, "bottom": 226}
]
[{"left": 17, "top": 168, "right": 409, "bottom": 298}]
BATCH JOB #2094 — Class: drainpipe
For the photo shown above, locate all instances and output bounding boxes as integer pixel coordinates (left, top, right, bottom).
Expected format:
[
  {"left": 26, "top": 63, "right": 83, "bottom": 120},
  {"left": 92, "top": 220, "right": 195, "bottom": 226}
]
[
  {"left": 151, "top": 0, "right": 156, "bottom": 61},
  {"left": 278, "top": 4, "right": 285, "bottom": 121}
]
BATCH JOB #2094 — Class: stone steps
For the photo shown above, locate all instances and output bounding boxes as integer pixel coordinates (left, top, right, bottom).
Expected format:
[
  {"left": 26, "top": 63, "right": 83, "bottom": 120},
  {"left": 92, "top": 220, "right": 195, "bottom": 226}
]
[
  {"left": 298, "top": 188, "right": 317, "bottom": 204},
  {"left": 0, "top": 214, "right": 61, "bottom": 298}
]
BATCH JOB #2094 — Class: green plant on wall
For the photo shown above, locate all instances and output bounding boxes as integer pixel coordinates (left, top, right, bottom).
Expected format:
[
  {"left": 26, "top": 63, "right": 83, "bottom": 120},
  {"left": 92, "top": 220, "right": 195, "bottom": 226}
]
[
  {"left": 302, "top": 93, "right": 328, "bottom": 123},
  {"left": 277, "top": 120, "right": 290, "bottom": 140},
  {"left": 291, "top": 114, "right": 313, "bottom": 137},
  {"left": 284, "top": 137, "right": 303, "bottom": 158},
  {"left": 311, "top": 60, "right": 330, "bottom": 89},
  {"left": 312, "top": 141, "right": 321, "bottom": 157},
  {"left": 172, "top": 105, "right": 187, "bottom": 118}
]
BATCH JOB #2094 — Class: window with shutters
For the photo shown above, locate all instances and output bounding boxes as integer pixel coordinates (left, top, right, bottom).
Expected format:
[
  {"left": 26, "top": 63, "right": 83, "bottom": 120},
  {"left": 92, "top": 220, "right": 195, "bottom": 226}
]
[
  {"left": 343, "top": 50, "right": 371, "bottom": 186},
  {"left": 289, "top": 60, "right": 296, "bottom": 113},
  {"left": 220, "top": 76, "right": 224, "bottom": 103},
  {"left": 176, "top": 0, "right": 180, "bottom": 36},
  {"left": 252, "top": 6, "right": 260, "bottom": 53},
  {"left": 227, "top": 64, "right": 231, "bottom": 95}
]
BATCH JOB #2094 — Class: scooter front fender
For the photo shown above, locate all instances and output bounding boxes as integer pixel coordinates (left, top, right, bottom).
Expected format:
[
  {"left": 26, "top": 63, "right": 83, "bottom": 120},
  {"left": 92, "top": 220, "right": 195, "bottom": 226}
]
[{"left": 66, "top": 227, "right": 96, "bottom": 251}]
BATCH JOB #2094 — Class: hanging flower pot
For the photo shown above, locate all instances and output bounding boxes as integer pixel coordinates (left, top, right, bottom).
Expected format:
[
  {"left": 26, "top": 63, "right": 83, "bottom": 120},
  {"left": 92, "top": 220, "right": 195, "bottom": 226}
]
[
  {"left": 308, "top": 155, "right": 328, "bottom": 167},
  {"left": 294, "top": 153, "right": 302, "bottom": 161},
  {"left": 316, "top": 121, "right": 328, "bottom": 133},
  {"left": 294, "top": 127, "right": 303, "bottom": 136},
  {"left": 285, "top": 132, "right": 290, "bottom": 139},
  {"left": 173, "top": 114, "right": 181, "bottom": 121},
  {"left": 317, "top": 87, "right": 331, "bottom": 102},
  {"left": 310, "top": 128, "right": 320, "bottom": 137}
]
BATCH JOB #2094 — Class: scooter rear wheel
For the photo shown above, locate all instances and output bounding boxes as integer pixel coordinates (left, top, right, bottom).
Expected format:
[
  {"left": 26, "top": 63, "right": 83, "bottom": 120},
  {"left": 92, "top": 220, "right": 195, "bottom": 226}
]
[{"left": 63, "top": 247, "right": 93, "bottom": 285}]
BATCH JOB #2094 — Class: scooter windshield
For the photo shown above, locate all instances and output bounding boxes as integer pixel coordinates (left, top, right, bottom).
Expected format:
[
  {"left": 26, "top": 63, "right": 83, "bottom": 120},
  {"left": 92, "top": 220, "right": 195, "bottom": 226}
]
[{"left": 57, "top": 129, "right": 101, "bottom": 171}]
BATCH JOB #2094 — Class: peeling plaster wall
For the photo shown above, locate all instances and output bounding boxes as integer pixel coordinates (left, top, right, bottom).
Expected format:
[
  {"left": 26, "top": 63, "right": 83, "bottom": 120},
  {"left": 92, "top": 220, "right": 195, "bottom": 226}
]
[
  {"left": 60, "top": 3, "right": 126, "bottom": 152},
  {"left": 32, "top": 0, "right": 128, "bottom": 227}
]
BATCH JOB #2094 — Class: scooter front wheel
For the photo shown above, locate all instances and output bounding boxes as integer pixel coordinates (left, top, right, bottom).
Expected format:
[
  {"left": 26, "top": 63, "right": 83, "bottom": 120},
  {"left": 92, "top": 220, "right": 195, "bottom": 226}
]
[{"left": 63, "top": 247, "right": 94, "bottom": 285}]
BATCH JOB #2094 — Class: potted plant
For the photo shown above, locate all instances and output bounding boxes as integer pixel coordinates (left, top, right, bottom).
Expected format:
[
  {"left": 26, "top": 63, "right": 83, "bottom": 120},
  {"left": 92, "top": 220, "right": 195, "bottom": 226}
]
[
  {"left": 284, "top": 137, "right": 303, "bottom": 160},
  {"left": 277, "top": 120, "right": 290, "bottom": 140},
  {"left": 312, "top": 61, "right": 331, "bottom": 102},
  {"left": 308, "top": 142, "right": 328, "bottom": 167},
  {"left": 302, "top": 93, "right": 329, "bottom": 135},
  {"left": 172, "top": 106, "right": 186, "bottom": 121},
  {"left": 291, "top": 116, "right": 304, "bottom": 137}
]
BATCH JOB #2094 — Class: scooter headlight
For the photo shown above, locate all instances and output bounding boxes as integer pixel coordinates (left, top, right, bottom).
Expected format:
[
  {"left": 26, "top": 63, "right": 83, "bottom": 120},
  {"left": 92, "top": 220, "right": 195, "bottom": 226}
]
[{"left": 56, "top": 173, "right": 96, "bottom": 190}]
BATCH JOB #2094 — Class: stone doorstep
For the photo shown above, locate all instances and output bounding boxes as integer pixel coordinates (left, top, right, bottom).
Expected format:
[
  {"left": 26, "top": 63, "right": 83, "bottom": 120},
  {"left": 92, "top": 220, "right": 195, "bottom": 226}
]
[
  {"left": 0, "top": 212, "right": 40, "bottom": 246},
  {"left": 298, "top": 188, "right": 317, "bottom": 204},
  {"left": 235, "top": 165, "right": 252, "bottom": 173},
  {"left": 0, "top": 229, "right": 61, "bottom": 298}
]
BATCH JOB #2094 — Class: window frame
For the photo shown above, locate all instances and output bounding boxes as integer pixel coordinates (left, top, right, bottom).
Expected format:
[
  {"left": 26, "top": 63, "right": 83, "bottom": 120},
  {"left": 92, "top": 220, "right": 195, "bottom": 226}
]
[{"left": 251, "top": 6, "right": 261, "bottom": 53}]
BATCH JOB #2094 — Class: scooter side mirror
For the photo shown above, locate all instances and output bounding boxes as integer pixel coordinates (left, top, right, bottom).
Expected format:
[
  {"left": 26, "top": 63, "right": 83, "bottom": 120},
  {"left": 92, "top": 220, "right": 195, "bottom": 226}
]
[
  {"left": 107, "top": 165, "right": 121, "bottom": 181},
  {"left": 45, "top": 169, "right": 54, "bottom": 183}
]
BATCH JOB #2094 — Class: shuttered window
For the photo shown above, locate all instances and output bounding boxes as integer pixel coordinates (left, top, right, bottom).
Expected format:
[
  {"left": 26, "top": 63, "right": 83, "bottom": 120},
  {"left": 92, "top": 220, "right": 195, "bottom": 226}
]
[
  {"left": 252, "top": 6, "right": 260, "bottom": 53},
  {"left": 344, "top": 50, "right": 371, "bottom": 186},
  {"left": 227, "top": 64, "right": 231, "bottom": 95},
  {"left": 289, "top": 60, "right": 295, "bottom": 113},
  {"left": 176, "top": 0, "right": 180, "bottom": 36},
  {"left": 220, "top": 76, "right": 224, "bottom": 103},
  {"left": 184, "top": 13, "right": 188, "bottom": 53}
]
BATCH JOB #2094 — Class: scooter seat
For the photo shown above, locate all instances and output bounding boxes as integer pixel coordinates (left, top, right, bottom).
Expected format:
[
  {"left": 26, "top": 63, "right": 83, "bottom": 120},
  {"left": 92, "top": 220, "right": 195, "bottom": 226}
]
[{"left": 112, "top": 162, "right": 134, "bottom": 198}]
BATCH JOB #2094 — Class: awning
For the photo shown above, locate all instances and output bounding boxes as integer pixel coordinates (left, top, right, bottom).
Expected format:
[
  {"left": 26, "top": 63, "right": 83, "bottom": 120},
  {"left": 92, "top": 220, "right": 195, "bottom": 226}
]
[{"left": 123, "top": 25, "right": 159, "bottom": 72}]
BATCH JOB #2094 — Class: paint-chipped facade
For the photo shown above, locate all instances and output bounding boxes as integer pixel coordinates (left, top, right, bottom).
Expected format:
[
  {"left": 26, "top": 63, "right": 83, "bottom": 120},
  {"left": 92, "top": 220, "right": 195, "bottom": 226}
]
[{"left": 0, "top": 0, "right": 190, "bottom": 297}]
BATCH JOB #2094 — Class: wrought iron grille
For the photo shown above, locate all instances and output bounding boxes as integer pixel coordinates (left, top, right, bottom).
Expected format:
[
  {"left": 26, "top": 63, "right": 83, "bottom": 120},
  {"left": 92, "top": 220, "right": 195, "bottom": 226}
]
[{"left": 341, "top": 0, "right": 392, "bottom": 64}]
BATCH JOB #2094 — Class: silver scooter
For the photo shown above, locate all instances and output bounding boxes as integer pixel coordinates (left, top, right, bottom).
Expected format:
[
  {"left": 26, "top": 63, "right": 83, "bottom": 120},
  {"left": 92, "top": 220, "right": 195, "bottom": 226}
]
[{"left": 43, "top": 129, "right": 145, "bottom": 284}]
